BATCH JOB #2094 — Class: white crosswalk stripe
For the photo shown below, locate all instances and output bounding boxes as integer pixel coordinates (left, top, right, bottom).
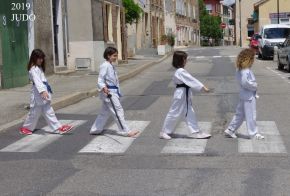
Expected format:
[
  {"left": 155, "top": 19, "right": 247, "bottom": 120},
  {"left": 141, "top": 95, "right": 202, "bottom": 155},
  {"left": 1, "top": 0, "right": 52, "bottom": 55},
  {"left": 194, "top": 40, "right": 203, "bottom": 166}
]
[
  {"left": 238, "top": 121, "right": 287, "bottom": 154},
  {"left": 161, "top": 122, "right": 212, "bottom": 154},
  {"left": 79, "top": 120, "right": 150, "bottom": 154},
  {"left": 188, "top": 55, "right": 236, "bottom": 59},
  {"left": 0, "top": 120, "right": 86, "bottom": 152}
]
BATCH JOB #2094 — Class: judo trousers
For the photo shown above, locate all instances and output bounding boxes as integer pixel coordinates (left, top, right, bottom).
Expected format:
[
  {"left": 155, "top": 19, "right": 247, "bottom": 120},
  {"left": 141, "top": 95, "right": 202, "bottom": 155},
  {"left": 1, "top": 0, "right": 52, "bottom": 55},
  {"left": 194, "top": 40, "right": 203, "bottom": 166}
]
[
  {"left": 228, "top": 98, "right": 257, "bottom": 136},
  {"left": 23, "top": 103, "right": 62, "bottom": 132},
  {"left": 90, "top": 94, "right": 129, "bottom": 134},
  {"left": 162, "top": 97, "right": 200, "bottom": 134}
]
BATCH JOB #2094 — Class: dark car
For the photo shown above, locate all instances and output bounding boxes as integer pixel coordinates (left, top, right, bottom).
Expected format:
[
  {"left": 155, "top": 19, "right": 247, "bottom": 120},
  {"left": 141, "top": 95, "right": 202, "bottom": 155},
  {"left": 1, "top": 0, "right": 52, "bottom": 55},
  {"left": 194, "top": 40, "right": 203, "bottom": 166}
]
[
  {"left": 277, "top": 36, "right": 290, "bottom": 72},
  {"left": 249, "top": 33, "right": 260, "bottom": 53}
]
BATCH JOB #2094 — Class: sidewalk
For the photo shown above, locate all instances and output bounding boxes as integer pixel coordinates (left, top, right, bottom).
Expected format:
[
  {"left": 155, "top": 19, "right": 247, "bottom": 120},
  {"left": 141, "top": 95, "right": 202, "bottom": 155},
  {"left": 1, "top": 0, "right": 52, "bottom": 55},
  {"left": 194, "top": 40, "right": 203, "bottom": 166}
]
[{"left": 0, "top": 54, "right": 171, "bottom": 132}]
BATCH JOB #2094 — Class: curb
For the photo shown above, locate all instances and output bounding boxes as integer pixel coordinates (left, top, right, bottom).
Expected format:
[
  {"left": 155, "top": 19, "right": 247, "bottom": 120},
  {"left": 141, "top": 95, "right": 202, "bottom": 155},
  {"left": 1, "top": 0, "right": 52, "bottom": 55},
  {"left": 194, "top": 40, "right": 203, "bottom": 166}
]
[{"left": 0, "top": 53, "right": 172, "bottom": 133}]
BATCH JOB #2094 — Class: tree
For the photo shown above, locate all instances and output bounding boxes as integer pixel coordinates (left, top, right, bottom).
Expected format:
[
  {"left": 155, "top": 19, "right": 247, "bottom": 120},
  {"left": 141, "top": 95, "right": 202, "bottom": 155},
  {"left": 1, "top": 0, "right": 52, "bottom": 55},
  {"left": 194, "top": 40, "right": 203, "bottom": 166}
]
[
  {"left": 123, "top": 0, "right": 143, "bottom": 24},
  {"left": 198, "top": 0, "right": 223, "bottom": 45}
]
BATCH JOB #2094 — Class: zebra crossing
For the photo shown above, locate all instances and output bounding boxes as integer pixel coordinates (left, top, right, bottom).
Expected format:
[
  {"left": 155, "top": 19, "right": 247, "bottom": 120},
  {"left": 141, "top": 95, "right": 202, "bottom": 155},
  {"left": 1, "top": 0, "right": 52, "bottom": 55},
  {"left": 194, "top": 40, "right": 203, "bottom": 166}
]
[
  {"left": 161, "top": 122, "right": 212, "bottom": 154},
  {"left": 0, "top": 120, "right": 86, "bottom": 152},
  {"left": 79, "top": 121, "right": 150, "bottom": 153},
  {"left": 238, "top": 121, "right": 287, "bottom": 154},
  {"left": 187, "top": 55, "right": 237, "bottom": 60},
  {"left": 0, "top": 119, "right": 287, "bottom": 155}
]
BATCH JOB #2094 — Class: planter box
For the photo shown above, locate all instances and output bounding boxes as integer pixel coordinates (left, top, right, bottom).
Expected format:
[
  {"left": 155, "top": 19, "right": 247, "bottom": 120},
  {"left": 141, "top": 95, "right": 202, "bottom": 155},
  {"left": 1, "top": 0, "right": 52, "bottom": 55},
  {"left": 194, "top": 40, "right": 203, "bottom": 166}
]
[{"left": 158, "top": 44, "right": 172, "bottom": 55}]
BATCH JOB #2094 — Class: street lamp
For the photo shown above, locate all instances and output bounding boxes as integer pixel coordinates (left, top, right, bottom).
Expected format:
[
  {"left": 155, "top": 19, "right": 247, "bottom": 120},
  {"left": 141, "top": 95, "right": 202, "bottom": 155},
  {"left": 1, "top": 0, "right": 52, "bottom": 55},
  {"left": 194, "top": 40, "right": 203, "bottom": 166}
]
[{"left": 239, "top": 0, "right": 241, "bottom": 47}]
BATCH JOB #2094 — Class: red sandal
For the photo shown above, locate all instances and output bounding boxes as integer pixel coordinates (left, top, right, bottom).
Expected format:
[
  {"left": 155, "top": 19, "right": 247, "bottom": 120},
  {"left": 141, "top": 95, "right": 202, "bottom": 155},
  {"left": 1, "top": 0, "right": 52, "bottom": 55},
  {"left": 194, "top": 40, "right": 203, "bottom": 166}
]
[
  {"left": 58, "top": 125, "right": 73, "bottom": 134},
  {"left": 20, "top": 127, "right": 33, "bottom": 135}
]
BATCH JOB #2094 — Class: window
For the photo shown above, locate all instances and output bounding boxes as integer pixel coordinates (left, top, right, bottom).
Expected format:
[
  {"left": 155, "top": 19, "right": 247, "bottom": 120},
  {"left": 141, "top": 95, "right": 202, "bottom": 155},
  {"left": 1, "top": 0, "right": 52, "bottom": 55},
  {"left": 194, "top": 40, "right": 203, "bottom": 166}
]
[
  {"left": 206, "top": 4, "right": 212, "bottom": 12},
  {"left": 192, "top": 6, "right": 196, "bottom": 18},
  {"left": 247, "top": 26, "right": 254, "bottom": 38},
  {"left": 280, "top": 18, "right": 290, "bottom": 24},
  {"left": 206, "top": 4, "right": 213, "bottom": 14},
  {"left": 176, "top": 0, "right": 182, "bottom": 14},
  {"left": 264, "top": 28, "right": 290, "bottom": 39},
  {"left": 183, "top": 2, "right": 187, "bottom": 16}
]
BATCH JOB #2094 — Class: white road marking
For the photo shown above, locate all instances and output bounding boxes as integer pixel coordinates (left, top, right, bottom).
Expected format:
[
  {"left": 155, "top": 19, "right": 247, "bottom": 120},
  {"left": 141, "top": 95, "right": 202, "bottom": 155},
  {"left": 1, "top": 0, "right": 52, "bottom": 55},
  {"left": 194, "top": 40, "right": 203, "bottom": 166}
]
[
  {"left": 161, "top": 122, "right": 212, "bottom": 154},
  {"left": 79, "top": 121, "right": 150, "bottom": 153},
  {"left": 195, "top": 56, "right": 205, "bottom": 59},
  {"left": 238, "top": 121, "right": 286, "bottom": 154},
  {"left": 190, "top": 55, "right": 236, "bottom": 59},
  {"left": 266, "top": 66, "right": 290, "bottom": 84},
  {"left": 0, "top": 120, "right": 86, "bottom": 152}
]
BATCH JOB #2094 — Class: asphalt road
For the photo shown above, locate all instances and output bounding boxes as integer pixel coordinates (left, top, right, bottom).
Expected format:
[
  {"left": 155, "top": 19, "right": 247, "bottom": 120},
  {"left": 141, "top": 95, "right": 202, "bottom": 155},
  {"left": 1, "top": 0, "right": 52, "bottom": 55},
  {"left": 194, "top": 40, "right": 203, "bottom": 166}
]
[{"left": 1, "top": 46, "right": 290, "bottom": 196}]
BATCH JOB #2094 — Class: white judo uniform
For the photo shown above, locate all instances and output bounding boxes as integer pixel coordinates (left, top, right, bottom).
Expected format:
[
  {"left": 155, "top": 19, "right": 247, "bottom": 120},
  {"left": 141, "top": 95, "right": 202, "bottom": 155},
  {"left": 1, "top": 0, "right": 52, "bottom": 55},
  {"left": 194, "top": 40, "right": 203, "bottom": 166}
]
[
  {"left": 227, "top": 68, "right": 258, "bottom": 136},
  {"left": 162, "top": 68, "right": 205, "bottom": 134},
  {"left": 90, "top": 61, "right": 130, "bottom": 135},
  {"left": 23, "top": 66, "right": 61, "bottom": 132}
]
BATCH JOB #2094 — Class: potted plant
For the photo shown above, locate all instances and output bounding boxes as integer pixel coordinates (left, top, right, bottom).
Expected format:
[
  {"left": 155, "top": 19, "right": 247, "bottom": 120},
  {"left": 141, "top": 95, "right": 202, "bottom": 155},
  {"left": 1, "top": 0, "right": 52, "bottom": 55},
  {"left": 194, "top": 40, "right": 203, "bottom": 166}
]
[
  {"left": 158, "top": 35, "right": 169, "bottom": 55},
  {"left": 160, "top": 35, "right": 168, "bottom": 45},
  {"left": 167, "top": 34, "right": 175, "bottom": 47}
]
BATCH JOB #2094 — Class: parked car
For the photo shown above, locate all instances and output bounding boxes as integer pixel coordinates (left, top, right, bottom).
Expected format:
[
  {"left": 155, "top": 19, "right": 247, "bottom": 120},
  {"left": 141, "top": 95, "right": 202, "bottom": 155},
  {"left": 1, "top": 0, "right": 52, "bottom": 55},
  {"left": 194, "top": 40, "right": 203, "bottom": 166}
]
[
  {"left": 249, "top": 33, "right": 260, "bottom": 54},
  {"left": 258, "top": 24, "right": 290, "bottom": 60},
  {"left": 277, "top": 36, "right": 290, "bottom": 72}
]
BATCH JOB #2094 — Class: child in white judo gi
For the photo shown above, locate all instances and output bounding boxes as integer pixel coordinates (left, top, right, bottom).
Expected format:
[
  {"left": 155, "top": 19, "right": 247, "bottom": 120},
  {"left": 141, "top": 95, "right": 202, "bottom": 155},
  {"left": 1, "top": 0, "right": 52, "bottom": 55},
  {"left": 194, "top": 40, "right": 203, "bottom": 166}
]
[
  {"left": 20, "top": 49, "right": 73, "bottom": 135},
  {"left": 224, "top": 49, "right": 264, "bottom": 140},
  {"left": 90, "top": 47, "right": 139, "bottom": 137},
  {"left": 160, "top": 51, "right": 212, "bottom": 140}
]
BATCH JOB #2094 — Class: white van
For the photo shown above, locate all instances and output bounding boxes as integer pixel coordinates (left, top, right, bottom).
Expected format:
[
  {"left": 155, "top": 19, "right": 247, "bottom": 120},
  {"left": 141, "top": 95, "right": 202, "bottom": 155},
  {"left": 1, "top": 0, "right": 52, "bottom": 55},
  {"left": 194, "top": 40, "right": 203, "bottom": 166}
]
[{"left": 258, "top": 24, "right": 290, "bottom": 59}]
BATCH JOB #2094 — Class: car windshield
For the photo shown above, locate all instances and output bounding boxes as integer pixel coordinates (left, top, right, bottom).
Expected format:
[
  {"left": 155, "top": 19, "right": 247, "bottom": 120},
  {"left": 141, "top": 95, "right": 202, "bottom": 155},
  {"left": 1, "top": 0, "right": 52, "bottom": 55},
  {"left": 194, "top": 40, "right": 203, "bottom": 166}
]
[{"left": 264, "top": 28, "right": 290, "bottom": 39}]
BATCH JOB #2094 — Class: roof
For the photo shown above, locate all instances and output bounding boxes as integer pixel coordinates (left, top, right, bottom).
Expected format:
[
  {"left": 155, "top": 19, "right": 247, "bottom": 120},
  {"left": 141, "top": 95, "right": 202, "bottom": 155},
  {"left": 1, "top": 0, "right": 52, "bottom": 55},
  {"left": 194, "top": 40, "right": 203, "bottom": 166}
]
[{"left": 254, "top": 0, "right": 270, "bottom": 8}]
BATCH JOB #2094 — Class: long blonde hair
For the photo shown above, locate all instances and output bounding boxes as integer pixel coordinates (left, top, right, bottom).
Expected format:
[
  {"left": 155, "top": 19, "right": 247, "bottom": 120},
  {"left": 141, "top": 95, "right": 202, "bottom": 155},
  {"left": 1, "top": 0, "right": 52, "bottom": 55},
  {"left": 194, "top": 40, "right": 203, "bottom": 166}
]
[{"left": 236, "top": 49, "right": 255, "bottom": 70}]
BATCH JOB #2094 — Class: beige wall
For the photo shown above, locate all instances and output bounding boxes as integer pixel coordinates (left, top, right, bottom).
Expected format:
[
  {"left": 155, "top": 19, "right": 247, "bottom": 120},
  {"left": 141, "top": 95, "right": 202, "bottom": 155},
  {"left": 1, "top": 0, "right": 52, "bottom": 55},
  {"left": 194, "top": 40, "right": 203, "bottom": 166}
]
[
  {"left": 235, "top": 0, "right": 260, "bottom": 47},
  {"left": 254, "top": 0, "right": 290, "bottom": 32},
  {"left": 67, "top": 0, "right": 96, "bottom": 71},
  {"left": 67, "top": 0, "right": 93, "bottom": 41}
]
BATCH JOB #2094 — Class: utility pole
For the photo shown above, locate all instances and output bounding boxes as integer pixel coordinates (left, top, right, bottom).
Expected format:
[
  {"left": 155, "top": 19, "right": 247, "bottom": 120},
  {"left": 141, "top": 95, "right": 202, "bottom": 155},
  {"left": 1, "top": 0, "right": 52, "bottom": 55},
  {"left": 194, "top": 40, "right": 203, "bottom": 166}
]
[
  {"left": 239, "top": 0, "right": 242, "bottom": 47},
  {"left": 277, "top": 0, "right": 280, "bottom": 24}
]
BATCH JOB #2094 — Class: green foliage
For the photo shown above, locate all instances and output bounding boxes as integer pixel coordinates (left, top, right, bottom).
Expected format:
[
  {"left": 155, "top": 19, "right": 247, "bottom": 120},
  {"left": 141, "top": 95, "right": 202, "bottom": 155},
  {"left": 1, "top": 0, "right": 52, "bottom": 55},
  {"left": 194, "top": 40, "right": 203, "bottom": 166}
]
[
  {"left": 198, "top": 0, "right": 223, "bottom": 42},
  {"left": 167, "top": 34, "right": 175, "bottom": 47},
  {"left": 123, "top": 0, "right": 143, "bottom": 24}
]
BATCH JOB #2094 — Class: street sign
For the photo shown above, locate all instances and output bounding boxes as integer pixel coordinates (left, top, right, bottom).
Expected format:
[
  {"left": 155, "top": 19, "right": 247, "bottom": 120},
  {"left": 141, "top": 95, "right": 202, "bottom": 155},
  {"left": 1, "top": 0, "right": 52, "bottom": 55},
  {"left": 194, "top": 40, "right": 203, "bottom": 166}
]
[{"left": 220, "top": 23, "right": 226, "bottom": 29}]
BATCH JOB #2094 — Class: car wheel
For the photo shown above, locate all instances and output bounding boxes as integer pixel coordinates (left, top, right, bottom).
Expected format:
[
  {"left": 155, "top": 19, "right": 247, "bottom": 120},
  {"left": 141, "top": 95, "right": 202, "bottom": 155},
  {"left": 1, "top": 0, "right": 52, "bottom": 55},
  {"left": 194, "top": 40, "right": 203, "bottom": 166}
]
[
  {"left": 258, "top": 51, "right": 262, "bottom": 59},
  {"left": 261, "top": 52, "right": 266, "bottom": 60},
  {"left": 277, "top": 56, "right": 284, "bottom": 70}
]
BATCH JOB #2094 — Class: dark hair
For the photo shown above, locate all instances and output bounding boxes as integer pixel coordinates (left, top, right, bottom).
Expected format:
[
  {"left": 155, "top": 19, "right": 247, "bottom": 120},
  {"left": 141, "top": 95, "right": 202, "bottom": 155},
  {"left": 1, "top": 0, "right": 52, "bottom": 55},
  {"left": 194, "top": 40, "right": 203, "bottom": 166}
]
[
  {"left": 172, "top": 51, "right": 188, "bottom": 69},
  {"left": 103, "top": 47, "right": 118, "bottom": 60},
  {"left": 27, "top": 49, "right": 46, "bottom": 72}
]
